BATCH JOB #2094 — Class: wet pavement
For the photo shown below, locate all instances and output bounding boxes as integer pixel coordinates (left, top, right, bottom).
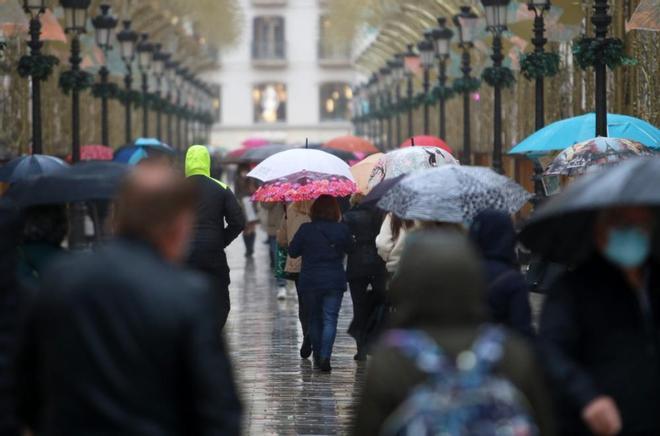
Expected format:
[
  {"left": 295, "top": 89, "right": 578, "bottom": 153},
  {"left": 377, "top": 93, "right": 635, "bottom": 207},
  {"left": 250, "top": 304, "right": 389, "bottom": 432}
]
[{"left": 224, "top": 232, "right": 364, "bottom": 435}]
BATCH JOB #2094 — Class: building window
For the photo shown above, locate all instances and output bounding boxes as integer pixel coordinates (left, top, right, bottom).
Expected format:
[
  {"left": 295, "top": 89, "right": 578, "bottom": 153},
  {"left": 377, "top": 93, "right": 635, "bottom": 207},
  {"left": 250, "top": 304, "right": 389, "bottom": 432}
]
[
  {"left": 320, "top": 83, "right": 352, "bottom": 122},
  {"left": 252, "top": 16, "right": 286, "bottom": 60},
  {"left": 253, "top": 83, "right": 287, "bottom": 123}
]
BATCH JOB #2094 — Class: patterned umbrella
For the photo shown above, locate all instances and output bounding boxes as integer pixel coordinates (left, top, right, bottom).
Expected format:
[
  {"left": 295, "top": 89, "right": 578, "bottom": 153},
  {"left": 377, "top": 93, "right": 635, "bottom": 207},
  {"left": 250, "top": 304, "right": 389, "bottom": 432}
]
[
  {"left": 378, "top": 166, "right": 532, "bottom": 224},
  {"left": 544, "top": 137, "right": 653, "bottom": 176},
  {"left": 350, "top": 153, "right": 383, "bottom": 194},
  {"left": 367, "top": 146, "right": 458, "bottom": 191}
]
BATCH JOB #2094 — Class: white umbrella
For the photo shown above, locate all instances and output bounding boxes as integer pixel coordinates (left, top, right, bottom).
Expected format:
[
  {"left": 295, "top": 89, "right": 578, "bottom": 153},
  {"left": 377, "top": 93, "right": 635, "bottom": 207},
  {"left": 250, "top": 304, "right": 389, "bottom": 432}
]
[{"left": 247, "top": 148, "right": 354, "bottom": 182}]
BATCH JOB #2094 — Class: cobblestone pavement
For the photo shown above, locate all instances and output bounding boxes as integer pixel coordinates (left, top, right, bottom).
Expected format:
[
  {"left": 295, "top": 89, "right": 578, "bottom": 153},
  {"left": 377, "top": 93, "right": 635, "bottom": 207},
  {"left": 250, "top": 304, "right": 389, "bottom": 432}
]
[{"left": 224, "top": 233, "right": 364, "bottom": 435}]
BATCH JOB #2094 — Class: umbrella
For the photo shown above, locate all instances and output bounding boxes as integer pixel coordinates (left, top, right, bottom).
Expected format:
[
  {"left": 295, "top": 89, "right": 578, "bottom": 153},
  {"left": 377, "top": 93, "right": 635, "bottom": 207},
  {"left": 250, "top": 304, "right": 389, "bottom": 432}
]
[
  {"left": 6, "top": 161, "right": 130, "bottom": 208},
  {"left": 241, "top": 138, "right": 269, "bottom": 148},
  {"left": 508, "top": 113, "right": 660, "bottom": 155},
  {"left": 350, "top": 153, "right": 384, "bottom": 194},
  {"left": 0, "top": 155, "right": 69, "bottom": 183},
  {"left": 134, "top": 138, "right": 175, "bottom": 154},
  {"left": 67, "top": 145, "right": 114, "bottom": 162},
  {"left": 113, "top": 145, "right": 139, "bottom": 164},
  {"left": 222, "top": 147, "right": 250, "bottom": 164},
  {"left": 378, "top": 166, "right": 532, "bottom": 224},
  {"left": 626, "top": 0, "right": 659, "bottom": 32},
  {"left": 361, "top": 174, "right": 405, "bottom": 208},
  {"left": 306, "top": 143, "right": 356, "bottom": 162},
  {"left": 248, "top": 148, "right": 354, "bottom": 182},
  {"left": 519, "top": 156, "right": 660, "bottom": 263},
  {"left": 251, "top": 172, "right": 357, "bottom": 202},
  {"left": 367, "top": 146, "right": 458, "bottom": 191},
  {"left": 242, "top": 144, "right": 294, "bottom": 163},
  {"left": 325, "top": 136, "right": 379, "bottom": 154},
  {"left": 400, "top": 136, "right": 453, "bottom": 154},
  {"left": 545, "top": 137, "right": 653, "bottom": 176}
]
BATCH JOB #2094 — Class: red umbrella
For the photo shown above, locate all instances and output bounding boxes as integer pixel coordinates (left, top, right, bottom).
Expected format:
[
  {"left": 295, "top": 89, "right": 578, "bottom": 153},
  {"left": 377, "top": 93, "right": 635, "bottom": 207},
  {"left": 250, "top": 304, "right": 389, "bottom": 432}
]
[
  {"left": 325, "top": 136, "right": 379, "bottom": 154},
  {"left": 241, "top": 138, "right": 269, "bottom": 148},
  {"left": 400, "top": 136, "right": 453, "bottom": 154},
  {"left": 67, "top": 145, "right": 114, "bottom": 162}
]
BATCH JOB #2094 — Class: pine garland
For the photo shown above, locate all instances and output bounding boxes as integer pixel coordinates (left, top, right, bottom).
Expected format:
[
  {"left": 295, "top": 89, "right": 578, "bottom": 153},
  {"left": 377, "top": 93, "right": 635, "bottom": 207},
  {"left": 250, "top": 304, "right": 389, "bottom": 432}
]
[
  {"left": 17, "top": 54, "right": 59, "bottom": 81},
  {"left": 453, "top": 77, "right": 481, "bottom": 94},
  {"left": 572, "top": 36, "right": 636, "bottom": 70},
  {"left": 481, "top": 66, "right": 516, "bottom": 88},
  {"left": 58, "top": 70, "right": 94, "bottom": 94},
  {"left": 520, "top": 52, "right": 560, "bottom": 80},
  {"left": 92, "top": 82, "right": 118, "bottom": 99},
  {"left": 431, "top": 84, "right": 455, "bottom": 101}
]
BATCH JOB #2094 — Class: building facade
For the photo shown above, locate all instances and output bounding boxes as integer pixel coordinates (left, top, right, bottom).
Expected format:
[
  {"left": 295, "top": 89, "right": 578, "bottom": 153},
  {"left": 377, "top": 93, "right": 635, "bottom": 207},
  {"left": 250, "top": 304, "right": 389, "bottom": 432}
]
[{"left": 205, "top": 0, "right": 357, "bottom": 148}]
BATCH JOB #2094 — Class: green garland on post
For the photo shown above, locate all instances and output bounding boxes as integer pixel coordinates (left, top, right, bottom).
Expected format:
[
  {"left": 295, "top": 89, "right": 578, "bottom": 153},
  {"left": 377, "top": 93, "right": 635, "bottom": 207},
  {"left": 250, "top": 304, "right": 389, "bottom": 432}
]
[
  {"left": 520, "top": 52, "right": 560, "bottom": 80},
  {"left": 17, "top": 54, "right": 59, "bottom": 81},
  {"left": 572, "top": 36, "right": 636, "bottom": 70},
  {"left": 92, "top": 82, "right": 118, "bottom": 99},
  {"left": 453, "top": 77, "right": 481, "bottom": 94},
  {"left": 481, "top": 66, "right": 516, "bottom": 88},
  {"left": 59, "top": 70, "right": 94, "bottom": 94},
  {"left": 431, "top": 84, "right": 455, "bottom": 101}
]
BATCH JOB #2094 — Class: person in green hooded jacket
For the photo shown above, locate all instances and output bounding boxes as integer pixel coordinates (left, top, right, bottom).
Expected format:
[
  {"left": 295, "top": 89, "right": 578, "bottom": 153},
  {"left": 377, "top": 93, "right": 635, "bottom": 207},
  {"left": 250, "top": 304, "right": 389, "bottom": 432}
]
[{"left": 184, "top": 145, "right": 245, "bottom": 328}]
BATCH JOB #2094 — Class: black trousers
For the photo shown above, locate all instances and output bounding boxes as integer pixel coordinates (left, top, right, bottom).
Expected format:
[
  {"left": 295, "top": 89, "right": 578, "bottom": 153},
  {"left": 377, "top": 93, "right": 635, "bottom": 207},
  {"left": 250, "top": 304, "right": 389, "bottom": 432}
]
[{"left": 348, "top": 275, "right": 387, "bottom": 351}]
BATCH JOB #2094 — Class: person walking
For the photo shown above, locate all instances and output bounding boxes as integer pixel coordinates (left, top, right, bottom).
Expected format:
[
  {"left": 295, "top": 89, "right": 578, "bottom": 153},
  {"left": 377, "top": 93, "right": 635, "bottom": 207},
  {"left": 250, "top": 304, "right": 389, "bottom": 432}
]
[
  {"left": 289, "top": 195, "right": 353, "bottom": 372},
  {"left": 469, "top": 209, "right": 534, "bottom": 338},
  {"left": 539, "top": 206, "right": 660, "bottom": 436},
  {"left": 185, "top": 145, "right": 245, "bottom": 328},
  {"left": 234, "top": 163, "right": 258, "bottom": 258},
  {"left": 15, "top": 166, "right": 242, "bottom": 435},
  {"left": 260, "top": 202, "right": 287, "bottom": 299},
  {"left": 353, "top": 230, "right": 556, "bottom": 435},
  {"left": 277, "top": 201, "right": 313, "bottom": 358},
  {"left": 376, "top": 213, "right": 413, "bottom": 277},
  {"left": 343, "top": 195, "right": 388, "bottom": 361}
]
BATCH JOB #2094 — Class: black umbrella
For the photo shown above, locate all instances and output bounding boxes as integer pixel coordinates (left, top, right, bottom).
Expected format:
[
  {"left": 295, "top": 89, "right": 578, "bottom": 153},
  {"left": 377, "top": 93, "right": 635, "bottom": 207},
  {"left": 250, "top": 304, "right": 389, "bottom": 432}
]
[
  {"left": 0, "top": 155, "right": 69, "bottom": 183},
  {"left": 6, "top": 161, "right": 130, "bottom": 208},
  {"left": 362, "top": 174, "right": 406, "bottom": 208},
  {"left": 519, "top": 156, "right": 660, "bottom": 263},
  {"left": 242, "top": 144, "right": 294, "bottom": 163}
]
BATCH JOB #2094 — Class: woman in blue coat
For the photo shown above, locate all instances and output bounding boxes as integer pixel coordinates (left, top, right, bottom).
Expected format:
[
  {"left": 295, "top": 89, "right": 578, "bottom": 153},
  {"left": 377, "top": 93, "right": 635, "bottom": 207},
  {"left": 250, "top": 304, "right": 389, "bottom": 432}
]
[{"left": 289, "top": 195, "right": 353, "bottom": 372}]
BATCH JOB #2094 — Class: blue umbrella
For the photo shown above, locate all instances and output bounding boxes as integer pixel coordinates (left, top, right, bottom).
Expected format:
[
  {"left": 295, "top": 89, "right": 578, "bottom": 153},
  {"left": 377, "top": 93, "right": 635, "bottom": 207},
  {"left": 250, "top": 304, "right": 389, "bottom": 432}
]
[
  {"left": 509, "top": 113, "right": 660, "bottom": 155},
  {"left": 0, "top": 155, "right": 69, "bottom": 183},
  {"left": 134, "top": 138, "right": 175, "bottom": 154}
]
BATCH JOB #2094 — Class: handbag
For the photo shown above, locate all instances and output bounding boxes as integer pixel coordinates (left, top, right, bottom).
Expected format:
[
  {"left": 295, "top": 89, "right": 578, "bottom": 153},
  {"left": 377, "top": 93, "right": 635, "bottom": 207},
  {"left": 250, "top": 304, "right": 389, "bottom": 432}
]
[{"left": 275, "top": 245, "right": 297, "bottom": 281}]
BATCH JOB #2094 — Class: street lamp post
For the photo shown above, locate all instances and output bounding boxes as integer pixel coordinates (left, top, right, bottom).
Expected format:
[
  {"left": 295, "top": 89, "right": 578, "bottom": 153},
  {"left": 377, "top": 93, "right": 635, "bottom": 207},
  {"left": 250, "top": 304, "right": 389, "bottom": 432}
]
[
  {"left": 384, "top": 65, "right": 396, "bottom": 150},
  {"left": 116, "top": 20, "right": 138, "bottom": 145},
  {"left": 527, "top": 0, "right": 551, "bottom": 130},
  {"left": 151, "top": 44, "right": 169, "bottom": 141},
  {"left": 402, "top": 44, "right": 418, "bottom": 139},
  {"left": 165, "top": 60, "right": 177, "bottom": 146},
  {"left": 136, "top": 33, "right": 153, "bottom": 138},
  {"left": 418, "top": 33, "right": 435, "bottom": 135},
  {"left": 175, "top": 68, "right": 186, "bottom": 150},
  {"left": 482, "top": 0, "right": 510, "bottom": 174},
  {"left": 431, "top": 17, "right": 453, "bottom": 140},
  {"left": 22, "top": 0, "right": 47, "bottom": 154},
  {"left": 92, "top": 4, "right": 117, "bottom": 147},
  {"left": 592, "top": 0, "right": 611, "bottom": 137},
  {"left": 454, "top": 6, "right": 478, "bottom": 165},
  {"left": 391, "top": 55, "right": 404, "bottom": 146},
  {"left": 368, "top": 74, "right": 381, "bottom": 149},
  {"left": 378, "top": 67, "right": 392, "bottom": 150}
]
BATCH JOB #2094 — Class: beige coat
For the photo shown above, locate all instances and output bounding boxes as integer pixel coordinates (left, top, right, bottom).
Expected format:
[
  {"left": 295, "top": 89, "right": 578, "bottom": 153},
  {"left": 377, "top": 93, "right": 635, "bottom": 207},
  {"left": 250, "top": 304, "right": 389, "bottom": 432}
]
[
  {"left": 276, "top": 204, "right": 311, "bottom": 274},
  {"left": 259, "top": 203, "right": 286, "bottom": 237},
  {"left": 375, "top": 214, "right": 408, "bottom": 274}
]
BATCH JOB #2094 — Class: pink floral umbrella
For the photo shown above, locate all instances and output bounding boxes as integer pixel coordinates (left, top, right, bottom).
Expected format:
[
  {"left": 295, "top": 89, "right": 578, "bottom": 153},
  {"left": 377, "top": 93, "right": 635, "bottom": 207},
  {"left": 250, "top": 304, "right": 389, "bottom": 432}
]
[{"left": 252, "top": 171, "right": 357, "bottom": 202}]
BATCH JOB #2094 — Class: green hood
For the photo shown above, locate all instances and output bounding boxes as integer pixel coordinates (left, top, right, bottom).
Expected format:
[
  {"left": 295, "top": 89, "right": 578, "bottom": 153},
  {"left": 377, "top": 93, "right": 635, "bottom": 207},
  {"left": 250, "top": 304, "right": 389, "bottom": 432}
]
[{"left": 185, "top": 145, "right": 228, "bottom": 189}]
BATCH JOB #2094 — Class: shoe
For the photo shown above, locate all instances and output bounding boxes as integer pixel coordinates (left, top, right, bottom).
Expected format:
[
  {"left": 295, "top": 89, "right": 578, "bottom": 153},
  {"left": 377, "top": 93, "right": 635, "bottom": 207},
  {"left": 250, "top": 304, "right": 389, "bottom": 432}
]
[
  {"left": 313, "top": 354, "right": 321, "bottom": 368},
  {"left": 300, "top": 336, "right": 312, "bottom": 359},
  {"left": 277, "top": 287, "right": 287, "bottom": 300},
  {"left": 319, "top": 359, "right": 332, "bottom": 372}
]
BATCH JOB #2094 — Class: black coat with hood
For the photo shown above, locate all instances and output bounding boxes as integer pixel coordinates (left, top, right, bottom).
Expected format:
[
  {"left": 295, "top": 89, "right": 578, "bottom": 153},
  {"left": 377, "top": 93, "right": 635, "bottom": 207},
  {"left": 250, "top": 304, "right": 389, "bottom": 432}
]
[
  {"left": 342, "top": 204, "right": 387, "bottom": 281},
  {"left": 469, "top": 210, "right": 534, "bottom": 338}
]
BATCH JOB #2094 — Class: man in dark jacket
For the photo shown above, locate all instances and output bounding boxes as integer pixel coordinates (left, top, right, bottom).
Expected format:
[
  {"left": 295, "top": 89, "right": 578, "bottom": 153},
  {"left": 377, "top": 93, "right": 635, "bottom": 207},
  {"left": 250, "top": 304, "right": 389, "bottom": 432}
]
[
  {"left": 469, "top": 209, "right": 534, "bottom": 337},
  {"left": 16, "top": 167, "right": 242, "bottom": 436},
  {"left": 185, "top": 146, "right": 245, "bottom": 328},
  {"left": 539, "top": 206, "right": 660, "bottom": 435}
]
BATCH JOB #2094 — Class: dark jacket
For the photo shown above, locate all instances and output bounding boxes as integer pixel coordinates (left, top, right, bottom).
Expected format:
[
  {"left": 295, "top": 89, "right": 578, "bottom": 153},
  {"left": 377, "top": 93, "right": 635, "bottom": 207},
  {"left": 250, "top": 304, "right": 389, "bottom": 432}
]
[
  {"left": 185, "top": 146, "right": 245, "bottom": 286},
  {"left": 288, "top": 219, "right": 353, "bottom": 292},
  {"left": 16, "top": 239, "right": 242, "bottom": 436},
  {"left": 353, "top": 230, "right": 556, "bottom": 436},
  {"left": 469, "top": 210, "right": 534, "bottom": 337},
  {"left": 539, "top": 255, "right": 660, "bottom": 435},
  {"left": 343, "top": 204, "right": 387, "bottom": 281}
]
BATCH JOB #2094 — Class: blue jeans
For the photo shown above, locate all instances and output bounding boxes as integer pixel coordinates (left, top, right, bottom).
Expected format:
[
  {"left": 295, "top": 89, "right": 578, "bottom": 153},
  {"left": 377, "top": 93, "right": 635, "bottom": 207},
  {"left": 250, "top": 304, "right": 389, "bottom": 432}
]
[
  {"left": 306, "top": 289, "right": 344, "bottom": 360},
  {"left": 268, "top": 236, "right": 287, "bottom": 287}
]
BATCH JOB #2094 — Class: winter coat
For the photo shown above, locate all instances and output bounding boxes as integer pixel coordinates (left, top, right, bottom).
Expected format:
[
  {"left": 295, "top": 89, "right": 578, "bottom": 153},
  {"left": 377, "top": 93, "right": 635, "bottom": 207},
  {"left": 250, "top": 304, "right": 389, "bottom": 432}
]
[
  {"left": 539, "top": 255, "right": 660, "bottom": 435},
  {"left": 343, "top": 204, "right": 387, "bottom": 280},
  {"left": 353, "top": 230, "right": 556, "bottom": 436},
  {"left": 16, "top": 238, "right": 242, "bottom": 436},
  {"left": 469, "top": 210, "right": 534, "bottom": 338},
  {"left": 185, "top": 146, "right": 245, "bottom": 286},
  {"left": 260, "top": 203, "right": 285, "bottom": 237},
  {"left": 375, "top": 214, "right": 408, "bottom": 274},
  {"left": 276, "top": 204, "right": 311, "bottom": 274},
  {"left": 288, "top": 219, "right": 353, "bottom": 292}
]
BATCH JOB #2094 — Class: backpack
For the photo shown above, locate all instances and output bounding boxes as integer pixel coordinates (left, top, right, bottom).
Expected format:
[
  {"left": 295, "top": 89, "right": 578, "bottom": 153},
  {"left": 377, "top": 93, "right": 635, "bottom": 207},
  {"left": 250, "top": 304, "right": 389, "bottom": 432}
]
[{"left": 380, "top": 326, "right": 538, "bottom": 436}]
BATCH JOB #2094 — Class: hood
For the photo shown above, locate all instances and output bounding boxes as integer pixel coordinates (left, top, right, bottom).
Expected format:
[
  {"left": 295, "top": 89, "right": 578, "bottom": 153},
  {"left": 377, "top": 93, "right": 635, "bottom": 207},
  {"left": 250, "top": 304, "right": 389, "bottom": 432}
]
[
  {"left": 389, "top": 229, "right": 487, "bottom": 329},
  {"left": 469, "top": 209, "right": 516, "bottom": 264},
  {"left": 185, "top": 145, "right": 211, "bottom": 178}
]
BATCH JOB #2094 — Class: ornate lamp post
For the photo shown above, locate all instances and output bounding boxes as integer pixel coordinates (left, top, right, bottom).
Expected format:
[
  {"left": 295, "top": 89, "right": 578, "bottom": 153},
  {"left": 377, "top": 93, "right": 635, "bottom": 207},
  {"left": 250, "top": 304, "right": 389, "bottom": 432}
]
[
  {"left": 402, "top": 44, "right": 418, "bottom": 138},
  {"left": 165, "top": 60, "right": 178, "bottom": 146},
  {"left": 390, "top": 55, "right": 404, "bottom": 146},
  {"left": 183, "top": 73, "right": 192, "bottom": 147},
  {"left": 175, "top": 67, "right": 186, "bottom": 150},
  {"left": 368, "top": 73, "right": 380, "bottom": 148},
  {"left": 431, "top": 17, "right": 453, "bottom": 140},
  {"left": 116, "top": 20, "right": 138, "bottom": 144},
  {"left": 22, "top": 0, "right": 48, "bottom": 154},
  {"left": 151, "top": 44, "right": 169, "bottom": 141},
  {"left": 592, "top": 0, "right": 611, "bottom": 136},
  {"left": 527, "top": 0, "right": 551, "bottom": 130},
  {"left": 136, "top": 33, "right": 153, "bottom": 138},
  {"left": 418, "top": 33, "right": 435, "bottom": 135},
  {"left": 453, "top": 6, "right": 478, "bottom": 165},
  {"left": 379, "top": 66, "right": 392, "bottom": 150},
  {"left": 92, "top": 4, "right": 118, "bottom": 147},
  {"left": 359, "top": 84, "right": 370, "bottom": 142},
  {"left": 482, "top": 0, "right": 511, "bottom": 174}
]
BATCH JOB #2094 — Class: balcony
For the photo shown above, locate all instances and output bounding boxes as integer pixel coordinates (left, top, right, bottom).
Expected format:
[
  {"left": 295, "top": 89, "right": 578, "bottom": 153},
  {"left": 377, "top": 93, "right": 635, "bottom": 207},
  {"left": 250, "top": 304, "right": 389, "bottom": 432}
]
[
  {"left": 252, "top": 40, "right": 287, "bottom": 67},
  {"left": 318, "top": 40, "right": 352, "bottom": 67}
]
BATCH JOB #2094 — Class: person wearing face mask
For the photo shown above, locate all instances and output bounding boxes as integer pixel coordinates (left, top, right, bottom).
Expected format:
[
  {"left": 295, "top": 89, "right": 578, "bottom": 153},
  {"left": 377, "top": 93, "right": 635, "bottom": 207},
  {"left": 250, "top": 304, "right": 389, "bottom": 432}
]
[{"left": 539, "top": 206, "right": 660, "bottom": 436}]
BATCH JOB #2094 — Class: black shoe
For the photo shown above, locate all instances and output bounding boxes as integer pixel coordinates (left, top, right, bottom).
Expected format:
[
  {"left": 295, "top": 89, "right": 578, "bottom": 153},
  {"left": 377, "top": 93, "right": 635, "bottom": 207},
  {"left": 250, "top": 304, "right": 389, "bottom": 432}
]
[
  {"left": 300, "top": 336, "right": 312, "bottom": 359},
  {"left": 319, "top": 359, "right": 332, "bottom": 372}
]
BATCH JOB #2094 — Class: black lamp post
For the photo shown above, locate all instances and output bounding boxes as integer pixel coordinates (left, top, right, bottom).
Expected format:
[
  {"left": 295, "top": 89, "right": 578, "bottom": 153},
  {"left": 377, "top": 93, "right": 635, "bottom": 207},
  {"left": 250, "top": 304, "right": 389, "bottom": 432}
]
[
  {"left": 368, "top": 74, "right": 381, "bottom": 149},
  {"left": 418, "top": 33, "right": 435, "bottom": 135},
  {"left": 352, "top": 85, "right": 361, "bottom": 136},
  {"left": 453, "top": 6, "right": 478, "bottom": 165},
  {"left": 431, "top": 17, "right": 453, "bottom": 140},
  {"left": 592, "top": 0, "right": 611, "bottom": 137},
  {"left": 359, "top": 84, "right": 370, "bottom": 142},
  {"left": 183, "top": 74, "right": 192, "bottom": 148},
  {"left": 116, "top": 20, "right": 137, "bottom": 145},
  {"left": 165, "top": 60, "right": 178, "bottom": 146},
  {"left": 92, "top": 4, "right": 117, "bottom": 147},
  {"left": 22, "top": 0, "right": 47, "bottom": 154},
  {"left": 402, "top": 44, "right": 418, "bottom": 138},
  {"left": 136, "top": 33, "right": 153, "bottom": 138},
  {"left": 390, "top": 55, "right": 404, "bottom": 146},
  {"left": 527, "top": 0, "right": 551, "bottom": 130},
  {"left": 175, "top": 67, "right": 186, "bottom": 150},
  {"left": 151, "top": 44, "right": 169, "bottom": 141},
  {"left": 482, "top": 0, "right": 510, "bottom": 174},
  {"left": 379, "top": 67, "right": 393, "bottom": 150}
]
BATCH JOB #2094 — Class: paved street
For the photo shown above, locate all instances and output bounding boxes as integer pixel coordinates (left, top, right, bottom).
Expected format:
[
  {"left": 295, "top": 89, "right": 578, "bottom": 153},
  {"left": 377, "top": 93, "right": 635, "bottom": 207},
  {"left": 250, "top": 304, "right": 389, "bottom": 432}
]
[{"left": 224, "top": 232, "right": 364, "bottom": 435}]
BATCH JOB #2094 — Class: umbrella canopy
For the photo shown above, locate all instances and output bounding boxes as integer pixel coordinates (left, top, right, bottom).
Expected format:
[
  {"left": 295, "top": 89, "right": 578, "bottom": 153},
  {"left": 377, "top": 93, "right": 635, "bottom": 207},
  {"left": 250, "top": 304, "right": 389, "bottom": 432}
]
[
  {"left": 626, "top": 0, "right": 660, "bottom": 31},
  {"left": 325, "top": 136, "right": 379, "bottom": 154},
  {"left": 378, "top": 166, "right": 532, "bottom": 224},
  {"left": 113, "top": 145, "right": 139, "bottom": 164},
  {"left": 362, "top": 174, "right": 405, "bottom": 208},
  {"left": 545, "top": 137, "right": 653, "bottom": 176},
  {"left": 67, "top": 145, "right": 114, "bottom": 162},
  {"left": 134, "top": 138, "right": 175, "bottom": 154},
  {"left": 6, "top": 161, "right": 130, "bottom": 208},
  {"left": 241, "top": 138, "right": 270, "bottom": 148},
  {"left": 350, "top": 153, "right": 384, "bottom": 194},
  {"left": 400, "top": 136, "right": 453, "bottom": 154},
  {"left": 248, "top": 148, "right": 354, "bottom": 182},
  {"left": 509, "top": 113, "right": 660, "bottom": 155},
  {"left": 242, "top": 144, "right": 294, "bottom": 163},
  {"left": 367, "top": 146, "right": 458, "bottom": 190},
  {"left": 0, "top": 155, "right": 69, "bottom": 183},
  {"left": 520, "top": 156, "right": 660, "bottom": 263},
  {"left": 251, "top": 172, "right": 357, "bottom": 202}
]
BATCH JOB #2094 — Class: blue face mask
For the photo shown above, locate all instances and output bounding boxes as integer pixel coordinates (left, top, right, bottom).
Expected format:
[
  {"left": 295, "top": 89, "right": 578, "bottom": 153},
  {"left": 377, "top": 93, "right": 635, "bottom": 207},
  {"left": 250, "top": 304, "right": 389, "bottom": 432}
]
[{"left": 604, "top": 227, "right": 651, "bottom": 269}]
